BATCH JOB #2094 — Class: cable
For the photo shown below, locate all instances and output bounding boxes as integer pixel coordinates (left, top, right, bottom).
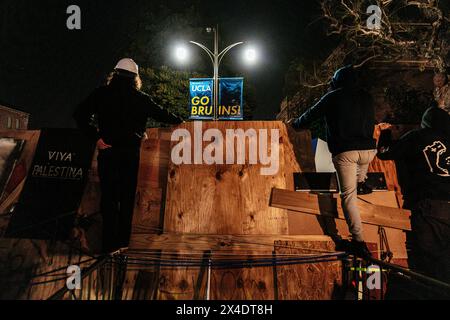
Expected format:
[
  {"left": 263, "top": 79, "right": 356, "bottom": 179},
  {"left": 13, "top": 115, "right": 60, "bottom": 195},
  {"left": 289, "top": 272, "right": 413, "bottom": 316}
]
[
  {"left": 120, "top": 257, "right": 343, "bottom": 270},
  {"left": 31, "top": 257, "right": 99, "bottom": 278},
  {"left": 108, "top": 251, "right": 346, "bottom": 269}
]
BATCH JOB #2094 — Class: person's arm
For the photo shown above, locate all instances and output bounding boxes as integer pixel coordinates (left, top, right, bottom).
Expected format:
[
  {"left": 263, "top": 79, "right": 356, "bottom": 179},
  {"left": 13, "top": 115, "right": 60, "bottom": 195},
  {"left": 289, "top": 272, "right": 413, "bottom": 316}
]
[
  {"left": 144, "top": 95, "right": 183, "bottom": 125},
  {"left": 291, "top": 92, "right": 332, "bottom": 129},
  {"left": 377, "top": 128, "right": 415, "bottom": 161},
  {"left": 73, "top": 88, "right": 102, "bottom": 141}
]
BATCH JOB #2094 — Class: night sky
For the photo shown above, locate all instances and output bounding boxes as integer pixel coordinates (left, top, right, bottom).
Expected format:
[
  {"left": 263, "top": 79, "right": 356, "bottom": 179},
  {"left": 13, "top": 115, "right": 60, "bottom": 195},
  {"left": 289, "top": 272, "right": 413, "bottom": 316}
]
[{"left": 0, "top": 0, "right": 330, "bottom": 128}]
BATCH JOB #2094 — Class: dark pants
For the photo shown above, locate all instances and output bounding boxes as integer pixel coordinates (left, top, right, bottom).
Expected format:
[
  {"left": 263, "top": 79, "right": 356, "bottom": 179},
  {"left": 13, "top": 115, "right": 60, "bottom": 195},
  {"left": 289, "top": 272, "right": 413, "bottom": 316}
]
[
  {"left": 97, "top": 147, "right": 140, "bottom": 253},
  {"left": 409, "top": 200, "right": 450, "bottom": 281},
  {"left": 386, "top": 199, "right": 450, "bottom": 299}
]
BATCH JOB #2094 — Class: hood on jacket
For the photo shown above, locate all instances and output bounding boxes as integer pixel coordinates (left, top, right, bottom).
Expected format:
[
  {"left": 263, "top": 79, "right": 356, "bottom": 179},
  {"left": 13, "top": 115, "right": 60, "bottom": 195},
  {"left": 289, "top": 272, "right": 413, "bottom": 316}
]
[
  {"left": 421, "top": 107, "right": 450, "bottom": 136},
  {"left": 331, "top": 65, "right": 356, "bottom": 89}
]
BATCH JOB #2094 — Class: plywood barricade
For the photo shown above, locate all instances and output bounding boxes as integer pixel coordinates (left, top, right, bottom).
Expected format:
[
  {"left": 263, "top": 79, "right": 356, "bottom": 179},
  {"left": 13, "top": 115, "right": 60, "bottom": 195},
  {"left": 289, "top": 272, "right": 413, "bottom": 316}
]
[
  {"left": 162, "top": 121, "right": 315, "bottom": 235},
  {"left": 0, "top": 238, "right": 98, "bottom": 300},
  {"left": 127, "top": 122, "right": 344, "bottom": 300},
  {"left": 0, "top": 122, "right": 411, "bottom": 299},
  {"left": 124, "top": 235, "right": 344, "bottom": 300}
]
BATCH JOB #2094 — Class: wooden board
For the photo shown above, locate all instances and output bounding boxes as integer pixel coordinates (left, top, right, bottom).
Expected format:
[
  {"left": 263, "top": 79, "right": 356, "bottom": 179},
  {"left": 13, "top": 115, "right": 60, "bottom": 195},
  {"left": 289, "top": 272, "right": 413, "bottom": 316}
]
[
  {"left": 124, "top": 235, "right": 344, "bottom": 300},
  {"left": 0, "top": 238, "right": 96, "bottom": 300},
  {"left": 164, "top": 121, "right": 295, "bottom": 235},
  {"left": 271, "top": 188, "right": 411, "bottom": 231},
  {"left": 274, "top": 240, "right": 343, "bottom": 300},
  {"left": 129, "top": 233, "right": 334, "bottom": 252},
  {"left": 210, "top": 253, "right": 275, "bottom": 300},
  {"left": 132, "top": 128, "right": 172, "bottom": 234},
  {"left": 286, "top": 191, "right": 408, "bottom": 260},
  {"left": 154, "top": 251, "right": 209, "bottom": 300}
]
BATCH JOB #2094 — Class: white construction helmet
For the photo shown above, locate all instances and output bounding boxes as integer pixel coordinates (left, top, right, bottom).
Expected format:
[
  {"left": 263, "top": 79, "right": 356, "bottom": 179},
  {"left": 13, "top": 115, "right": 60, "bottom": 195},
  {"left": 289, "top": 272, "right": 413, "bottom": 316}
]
[{"left": 114, "top": 58, "right": 139, "bottom": 75}]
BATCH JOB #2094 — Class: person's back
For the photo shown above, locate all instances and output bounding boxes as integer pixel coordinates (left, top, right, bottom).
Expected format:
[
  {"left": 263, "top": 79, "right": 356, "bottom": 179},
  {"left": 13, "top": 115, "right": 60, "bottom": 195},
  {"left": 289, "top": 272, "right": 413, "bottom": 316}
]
[
  {"left": 378, "top": 107, "right": 450, "bottom": 289},
  {"left": 293, "top": 65, "right": 376, "bottom": 156},
  {"left": 73, "top": 58, "right": 181, "bottom": 253},
  {"left": 291, "top": 65, "right": 377, "bottom": 258},
  {"left": 324, "top": 86, "right": 376, "bottom": 156},
  {"left": 93, "top": 78, "right": 153, "bottom": 149},
  {"left": 378, "top": 107, "right": 450, "bottom": 208}
]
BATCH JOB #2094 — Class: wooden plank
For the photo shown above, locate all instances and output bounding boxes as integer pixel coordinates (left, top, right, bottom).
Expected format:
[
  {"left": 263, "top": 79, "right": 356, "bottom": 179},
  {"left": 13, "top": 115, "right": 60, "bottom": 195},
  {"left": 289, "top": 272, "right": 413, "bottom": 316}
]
[
  {"left": 129, "top": 233, "right": 334, "bottom": 252},
  {"left": 286, "top": 192, "right": 408, "bottom": 259},
  {"left": 0, "top": 239, "right": 96, "bottom": 300},
  {"left": 121, "top": 268, "right": 160, "bottom": 300},
  {"left": 284, "top": 126, "right": 316, "bottom": 173},
  {"left": 0, "top": 180, "right": 25, "bottom": 216},
  {"left": 125, "top": 236, "right": 347, "bottom": 300},
  {"left": 274, "top": 240, "right": 343, "bottom": 300},
  {"left": 155, "top": 251, "right": 208, "bottom": 300},
  {"left": 75, "top": 128, "right": 172, "bottom": 238},
  {"left": 358, "top": 191, "right": 399, "bottom": 208},
  {"left": 271, "top": 188, "right": 411, "bottom": 231},
  {"left": 132, "top": 129, "right": 172, "bottom": 234},
  {"left": 164, "top": 121, "right": 290, "bottom": 235},
  {"left": 210, "top": 252, "right": 275, "bottom": 300}
]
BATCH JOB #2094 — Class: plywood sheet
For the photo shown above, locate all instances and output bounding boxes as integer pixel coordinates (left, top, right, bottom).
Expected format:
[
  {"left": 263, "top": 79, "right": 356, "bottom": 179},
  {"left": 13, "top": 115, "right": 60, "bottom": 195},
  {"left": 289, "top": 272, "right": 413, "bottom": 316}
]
[
  {"left": 274, "top": 240, "right": 343, "bottom": 300},
  {"left": 0, "top": 238, "right": 95, "bottom": 300},
  {"left": 164, "top": 121, "right": 293, "bottom": 235},
  {"left": 129, "top": 233, "right": 333, "bottom": 252}
]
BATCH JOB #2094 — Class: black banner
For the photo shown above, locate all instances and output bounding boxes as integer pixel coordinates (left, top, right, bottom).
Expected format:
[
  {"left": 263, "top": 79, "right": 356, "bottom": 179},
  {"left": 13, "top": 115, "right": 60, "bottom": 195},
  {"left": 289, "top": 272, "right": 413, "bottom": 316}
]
[{"left": 5, "top": 128, "right": 96, "bottom": 240}]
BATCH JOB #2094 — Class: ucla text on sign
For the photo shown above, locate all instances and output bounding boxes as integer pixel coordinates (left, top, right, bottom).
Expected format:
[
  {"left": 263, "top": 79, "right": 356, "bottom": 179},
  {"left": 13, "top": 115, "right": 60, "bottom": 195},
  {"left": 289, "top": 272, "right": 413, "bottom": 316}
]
[{"left": 189, "top": 78, "right": 244, "bottom": 120}]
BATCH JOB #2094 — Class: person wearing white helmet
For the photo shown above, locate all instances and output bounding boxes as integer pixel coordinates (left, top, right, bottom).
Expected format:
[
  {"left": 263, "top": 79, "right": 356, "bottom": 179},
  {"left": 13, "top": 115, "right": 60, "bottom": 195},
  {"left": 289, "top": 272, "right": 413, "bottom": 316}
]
[{"left": 74, "top": 58, "right": 182, "bottom": 253}]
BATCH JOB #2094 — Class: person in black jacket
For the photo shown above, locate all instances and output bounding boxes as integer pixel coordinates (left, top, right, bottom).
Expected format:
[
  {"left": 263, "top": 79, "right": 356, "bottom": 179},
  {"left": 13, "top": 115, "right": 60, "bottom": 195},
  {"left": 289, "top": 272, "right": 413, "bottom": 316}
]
[
  {"left": 377, "top": 107, "right": 450, "bottom": 288},
  {"left": 290, "top": 65, "right": 377, "bottom": 258},
  {"left": 74, "top": 58, "right": 182, "bottom": 253}
]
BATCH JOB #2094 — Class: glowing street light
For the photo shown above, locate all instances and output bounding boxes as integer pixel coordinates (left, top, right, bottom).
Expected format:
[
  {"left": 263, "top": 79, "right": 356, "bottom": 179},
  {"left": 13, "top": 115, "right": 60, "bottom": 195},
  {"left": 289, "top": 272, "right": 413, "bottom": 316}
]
[
  {"left": 244, "top": 47, "right": 258, "bottom": 64},
  {"left": 174, "top": 45, "right": 189, "bottom": 63},
  {"left": 174, "top": 26, "right": 259, "bottom": 120}
]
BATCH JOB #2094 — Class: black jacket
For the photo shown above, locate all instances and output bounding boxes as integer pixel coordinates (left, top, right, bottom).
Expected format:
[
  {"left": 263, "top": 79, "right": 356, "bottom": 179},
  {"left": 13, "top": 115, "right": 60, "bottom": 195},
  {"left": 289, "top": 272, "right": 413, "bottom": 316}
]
[
  {"left": 73, "top": 77, "right": 181, "bottom": 149},
  {"left": 292, "top": 66, "right": 376, "bottom": 156},
  {"left": 377, "top": 107, "right": 450, "bottom": 208}
]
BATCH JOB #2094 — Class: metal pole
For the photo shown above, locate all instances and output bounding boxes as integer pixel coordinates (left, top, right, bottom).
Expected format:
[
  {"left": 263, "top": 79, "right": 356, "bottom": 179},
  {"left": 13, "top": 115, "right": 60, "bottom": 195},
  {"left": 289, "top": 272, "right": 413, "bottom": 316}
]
[
  {"left": 189, "top": 27, "right": 243, "bottom": 121},
  {"left": 367, "top": 256, "right": 450, "bottom": 293},
  {"left": 206, "top": 257, "right": 212, "bottom": 300},
  {"left": 213, "top": 25, "right": 219, "bottom": 121}
]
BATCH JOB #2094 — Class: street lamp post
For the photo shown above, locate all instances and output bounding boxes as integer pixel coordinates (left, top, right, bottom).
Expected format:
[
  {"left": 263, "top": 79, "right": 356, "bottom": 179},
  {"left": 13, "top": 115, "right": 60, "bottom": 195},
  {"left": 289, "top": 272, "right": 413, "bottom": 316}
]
[{"left": 189, "top": 26, "right": 244, "bottom": 120}]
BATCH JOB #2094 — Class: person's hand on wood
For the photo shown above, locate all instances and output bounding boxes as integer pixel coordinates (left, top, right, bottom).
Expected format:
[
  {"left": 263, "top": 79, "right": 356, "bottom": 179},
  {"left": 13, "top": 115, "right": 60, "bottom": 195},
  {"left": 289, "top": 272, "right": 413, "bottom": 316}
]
[{"left": 97, "top": 138, "right": 112, "bottom": 150}]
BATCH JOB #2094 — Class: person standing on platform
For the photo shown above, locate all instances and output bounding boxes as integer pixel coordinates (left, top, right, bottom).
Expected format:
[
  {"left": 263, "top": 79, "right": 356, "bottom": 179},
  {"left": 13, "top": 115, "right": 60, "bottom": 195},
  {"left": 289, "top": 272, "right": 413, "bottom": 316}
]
[
  {"left": 74, "top": 58, "right": 182, "bottom": 253},
  {"left": 377, "top": 107, "right": 450, "bottom": 291},
  {"left": 289, "top": 65, "right": 377, "bottom": 259}
]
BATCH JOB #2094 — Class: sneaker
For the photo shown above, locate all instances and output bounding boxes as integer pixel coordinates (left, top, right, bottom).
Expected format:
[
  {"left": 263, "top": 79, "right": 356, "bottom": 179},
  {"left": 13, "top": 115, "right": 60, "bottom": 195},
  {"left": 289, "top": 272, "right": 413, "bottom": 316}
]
[
  {"left": 357, "top": 181, "right": 373, "bottom": 195},
  {"left": 350, "top": 240, "right": 373, "bottom": 259}
]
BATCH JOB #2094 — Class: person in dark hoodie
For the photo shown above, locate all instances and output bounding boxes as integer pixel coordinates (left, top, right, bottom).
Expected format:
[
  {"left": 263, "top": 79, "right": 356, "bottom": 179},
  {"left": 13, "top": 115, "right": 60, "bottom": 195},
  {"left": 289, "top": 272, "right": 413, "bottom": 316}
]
[
  {"left": 74, "top": 58, "right": 182, "bottom": 253},
  {"left": 377, "top": 107, "right": 450, "bottom": 288},
  {"left": 290, "top": 65, "right": 376, "bottom": 258}
]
